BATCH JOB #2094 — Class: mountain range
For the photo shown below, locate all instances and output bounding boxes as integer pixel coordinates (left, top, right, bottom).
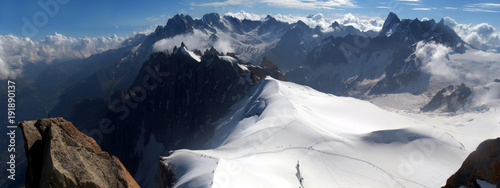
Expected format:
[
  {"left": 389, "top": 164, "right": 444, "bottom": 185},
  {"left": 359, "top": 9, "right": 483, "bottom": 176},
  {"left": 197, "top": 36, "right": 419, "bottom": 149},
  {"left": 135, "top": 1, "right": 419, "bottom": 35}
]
[{"left": 2, "top": 11, "right": 500, "bottom": 187}]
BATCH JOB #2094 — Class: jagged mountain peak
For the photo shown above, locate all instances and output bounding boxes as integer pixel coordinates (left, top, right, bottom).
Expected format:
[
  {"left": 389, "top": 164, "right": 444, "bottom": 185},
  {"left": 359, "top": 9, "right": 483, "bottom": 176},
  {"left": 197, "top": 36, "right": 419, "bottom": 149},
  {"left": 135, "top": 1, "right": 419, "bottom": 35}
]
[
  {"left": 265, "top": 14, "right": 275, "bottom": 20},
  {"left": 172, "top": 43, "right": 229, "bottom": 59},
  {"left": 202, "top": 13, "right": 221, "bottom": 25},
  {"left": 291, "top": 20, "right": 309, "bottom": 30},
  {"left": 382, "top": 12, "right": 401, "bottom": 30},
  {"left": 157, "top": 14, "right": 196, "bottom": 37},
  {"left": 222, "top": 14, "right": 243, "bottom": 24},
  {"left": 171, "top": 43, "right": 201, "bottom": 62},
  {"left": 437, "top": 18, "right": 445, "bottom": 25},
  {"left": 168, "top": 14, "right": 194, "bottom": 25},
  {"left": 331, "top": 21, "right": 341, "bottom": 29},
  {"left": 421, "top": 83, "right": 472, "bottom": 112},
  {"left": 204, "top": 46, "right": 220, "bottom": 56},
  {"left": 262, "top": 15, "right": 280, "bottom": 24},
  {"left": 387, "top": 12, "right": 400, "bottom": 21},
  {"left": 377, "top": 12, "right": 464, "bottom": 47}
]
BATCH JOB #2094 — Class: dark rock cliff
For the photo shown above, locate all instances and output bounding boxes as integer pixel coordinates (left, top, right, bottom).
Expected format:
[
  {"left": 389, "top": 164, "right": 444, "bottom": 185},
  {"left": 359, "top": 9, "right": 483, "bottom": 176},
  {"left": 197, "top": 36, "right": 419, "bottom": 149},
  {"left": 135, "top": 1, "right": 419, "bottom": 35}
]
[
  {"left": 73, "top": 45, "right": 284, "bottom": 186},
  {"left": 19, "top": 117, "right": 139, "bottom": 188}
]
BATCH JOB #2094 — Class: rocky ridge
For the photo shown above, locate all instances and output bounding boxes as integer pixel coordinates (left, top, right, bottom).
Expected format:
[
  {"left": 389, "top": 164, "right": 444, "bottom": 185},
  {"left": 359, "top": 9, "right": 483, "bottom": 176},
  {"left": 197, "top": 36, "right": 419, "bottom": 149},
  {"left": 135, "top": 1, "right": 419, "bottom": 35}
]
[
  {"left": 19, "top": 117, "right": 139, "bottom": 188},
  {"left": 285, "top": 11, "right": 467, "bottom": 97},
  {"left": 421, "top": 83, "right": 472, "bottom": 112}
]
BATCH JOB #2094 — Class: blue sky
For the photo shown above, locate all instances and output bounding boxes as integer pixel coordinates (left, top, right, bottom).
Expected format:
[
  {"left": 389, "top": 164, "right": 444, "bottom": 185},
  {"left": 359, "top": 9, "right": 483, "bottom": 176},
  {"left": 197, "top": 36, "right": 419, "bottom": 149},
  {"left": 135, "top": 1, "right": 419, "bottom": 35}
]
[{"left": 1, "top": 0, "right": 500, "bottom": 40}]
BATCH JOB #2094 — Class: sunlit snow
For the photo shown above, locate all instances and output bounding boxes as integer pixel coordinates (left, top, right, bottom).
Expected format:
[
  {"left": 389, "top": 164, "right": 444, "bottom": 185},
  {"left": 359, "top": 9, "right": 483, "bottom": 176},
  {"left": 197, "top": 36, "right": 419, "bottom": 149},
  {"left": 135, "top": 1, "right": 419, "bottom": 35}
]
[{"left": 163, "top": 77, "right": 499, "bottom": 187}]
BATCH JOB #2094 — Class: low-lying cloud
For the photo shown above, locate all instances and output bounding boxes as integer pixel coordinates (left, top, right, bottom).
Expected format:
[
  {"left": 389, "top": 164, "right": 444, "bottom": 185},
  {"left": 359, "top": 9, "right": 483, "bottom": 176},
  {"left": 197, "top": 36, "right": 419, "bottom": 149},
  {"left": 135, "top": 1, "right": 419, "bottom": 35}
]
[
  {"left": 0, "top": 33, "right": 127, "bottom": 79},
  {"left": 153, "top": 31, "right": 234, "bottom": 54},
  {"left": 225, "top": 11, "right": 263, "bottom": 21},
  {"left": 416, "top": 41, "right": 500, "bottom": 88},
  {"left": 415, "top": 41, "right": 456, "bottom": 82}
]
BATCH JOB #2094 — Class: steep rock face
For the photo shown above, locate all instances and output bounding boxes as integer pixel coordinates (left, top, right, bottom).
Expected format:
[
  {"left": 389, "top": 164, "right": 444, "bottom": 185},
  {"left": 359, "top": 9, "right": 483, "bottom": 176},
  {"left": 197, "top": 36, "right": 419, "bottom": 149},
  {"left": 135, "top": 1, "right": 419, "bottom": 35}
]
[
  {"left": 287, "top": 34, "right": 417, "bottom": 96},
  {"left": 82, "top": 45, "right": 285, "bottom": 186},
  {"left": 379, "top": 12, "right": 464, "bottom": 48},
  {"left": 19, "top": 117, "right": 139, "bottom": 188},
  {"left": 286, "top": 12, "right": 465, "bottom": 97},
  {"left": 48, "top": 12, "right": 289, "bottom": 119},
  {"left": 443, "top": 138, "right": 500, "bottom": 188},
  {"left": 379, "top": 12, "right": 401, "bottom": 35},
  {"left": 421, "top": 83, "right": 472, "bottom": 112},
  {"left": 251, "top": 56, "right": 286, "bottom": 81},
  {"left": 262, "top": 20, "right": 323, "bottom": 71},
  {"left": 155, "top": 157, "right": 176, "bottom": 188}
]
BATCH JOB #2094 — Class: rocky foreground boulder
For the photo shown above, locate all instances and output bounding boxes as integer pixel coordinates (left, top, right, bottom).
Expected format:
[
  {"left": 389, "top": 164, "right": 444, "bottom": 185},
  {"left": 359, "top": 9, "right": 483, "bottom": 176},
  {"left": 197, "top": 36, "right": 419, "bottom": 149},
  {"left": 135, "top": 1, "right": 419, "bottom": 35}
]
[
  {"left": 19, "top": 117, "right": 139, "bottom": 188},
  {"left": 442, "top": 137, "right": 500, "bottom": 188}
]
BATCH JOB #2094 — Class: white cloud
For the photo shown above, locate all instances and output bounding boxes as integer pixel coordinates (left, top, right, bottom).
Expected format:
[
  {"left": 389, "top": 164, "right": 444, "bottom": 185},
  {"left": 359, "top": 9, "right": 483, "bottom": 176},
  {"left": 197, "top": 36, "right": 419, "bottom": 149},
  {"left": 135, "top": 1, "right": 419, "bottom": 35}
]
[
  {"left": 153, "top": 33, "right": 206, "bottom": 53},
  {"left": 0, "top": 57, "right": 21, "bottom": 80},
  {"left": 416, "top": 41, "right": 500, "bottom": 88},
  {"left": 466, "top": 3, "right": 500, "bottom": 8},
  {"left": 195, "top": 0, "right": 357, "bottom": 9},
  {"left": 272, "top": 13, "right": 331, "bottom": 30},
  {"left": 443, "top": 17, "right": 500, "bottom": 51},
  {"left": 465, "top": 33, "right": 482, "bottom": 48},
  {"left": 404, "top": 3, "right": 421, "bottom": 6},
  {"left": 0, "top": 33, "right": 127, "bottom": 79},
  {"left": 442, "top": 17, "right": 457, "bottom": 28},
  {"left": 415, "top": 41, "right": 456, "bottom": 82},
  {"left": 444, "top": 7, "right": 457, "bottom": 10},
  {"left": 265, "top": 12, "right": 383, "bottom": 32},
  {"left": 463, "top": 3, "right": 500, "bottom": 13},
  {"left": 412, "top": 8, "right": 431, "bottom": 11},
  {"left": 448, "top": 49, "right": 500, "bottom": 87},
  {"left": 262, "top": 0, "right": 357, "bottom": 9},
  {"left": 153, "top": 11, "right": 384, "bottom": 58},
  {"left": 153, "top": 31, "right": 234, "bottom": 54},
  {"left": 339, "top": 13, "right": 384, "bottom": 32},
  {"left": 225, "top": 11, "right": 264, "bottom": 20},
  {"left": 473, "top": 23, "right": 496, "bottom": 38},
  {"left": 463, "top": 8, "right": 498, "bottom": 13}
]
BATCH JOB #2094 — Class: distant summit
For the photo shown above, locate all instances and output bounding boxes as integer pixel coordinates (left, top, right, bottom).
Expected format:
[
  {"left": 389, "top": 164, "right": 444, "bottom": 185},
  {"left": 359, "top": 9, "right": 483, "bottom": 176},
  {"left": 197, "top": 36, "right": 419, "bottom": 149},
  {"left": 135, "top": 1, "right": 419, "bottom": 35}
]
[
  {"left": 379, "top": 12, "right": 464, "bottom": 47},
  {"left": 380, "top": 12, "right": 401, "bottom": 34}
]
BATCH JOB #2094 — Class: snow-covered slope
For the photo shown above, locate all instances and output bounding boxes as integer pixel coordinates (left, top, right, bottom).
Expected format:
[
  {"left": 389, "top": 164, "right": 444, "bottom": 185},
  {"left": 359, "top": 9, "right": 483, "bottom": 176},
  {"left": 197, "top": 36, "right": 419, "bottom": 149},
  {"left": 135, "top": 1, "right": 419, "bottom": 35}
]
[{"left": 161, "top": 78, "right": 499, "bottom": 187}]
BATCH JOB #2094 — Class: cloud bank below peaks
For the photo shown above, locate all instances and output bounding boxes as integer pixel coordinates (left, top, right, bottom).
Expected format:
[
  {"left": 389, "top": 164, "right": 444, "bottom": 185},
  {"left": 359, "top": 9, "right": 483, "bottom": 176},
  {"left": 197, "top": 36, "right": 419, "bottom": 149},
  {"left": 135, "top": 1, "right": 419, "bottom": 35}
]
[
  {"left": 416, "top": 40, "right": 500, "bottom": 89},
  {"left": 415, "top": 41, "right": 456, "bottom": 82},
  {"left": 0, "top": 33, "right": 127, "bottom": 79},
  {"left": 153, "top": 30, "right": 234, "bottom": 54}
]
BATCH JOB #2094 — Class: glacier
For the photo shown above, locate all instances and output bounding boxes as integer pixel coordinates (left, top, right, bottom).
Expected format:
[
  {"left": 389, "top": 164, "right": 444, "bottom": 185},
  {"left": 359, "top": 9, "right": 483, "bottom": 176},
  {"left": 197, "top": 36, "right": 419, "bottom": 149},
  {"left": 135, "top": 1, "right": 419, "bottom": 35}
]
[{"left": 161, "top": 77, "right": 500, "bottom": 187}]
